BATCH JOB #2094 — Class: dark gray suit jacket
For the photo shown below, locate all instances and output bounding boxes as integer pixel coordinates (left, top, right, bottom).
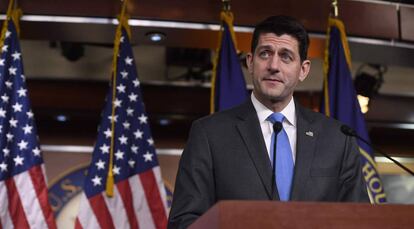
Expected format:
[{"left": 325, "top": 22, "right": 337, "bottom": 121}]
[{"left": 168, "top": 99, "right": 369, "bottom": 229}]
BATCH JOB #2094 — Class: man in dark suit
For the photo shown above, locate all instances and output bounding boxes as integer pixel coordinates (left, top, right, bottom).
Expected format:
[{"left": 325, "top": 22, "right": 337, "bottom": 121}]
[{"left": 168, "top": 15, "right": 369, "bottom": 229}]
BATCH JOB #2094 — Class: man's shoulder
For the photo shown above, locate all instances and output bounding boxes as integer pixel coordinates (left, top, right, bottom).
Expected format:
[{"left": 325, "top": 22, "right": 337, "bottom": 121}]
[
  {"left": 297, "top": 104, "right": 343, "bottom": 129},
  {"left": 195, "top": 101, "right": 251, "bottom": 128}
]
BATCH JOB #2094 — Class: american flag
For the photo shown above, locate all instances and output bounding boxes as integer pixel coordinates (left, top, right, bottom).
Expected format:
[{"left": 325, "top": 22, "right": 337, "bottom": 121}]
[
  {"left": 75, "top": 26, "right": 168, "bottom": 228},
  {"left": 0, "top": 18, "right": 57, "bottom": 228}
]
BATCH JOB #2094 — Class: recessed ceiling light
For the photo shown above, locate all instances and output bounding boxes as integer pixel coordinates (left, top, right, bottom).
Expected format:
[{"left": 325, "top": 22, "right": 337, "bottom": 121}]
[{"left": 146, "top": 32, "right": 166, "bottom": 42}]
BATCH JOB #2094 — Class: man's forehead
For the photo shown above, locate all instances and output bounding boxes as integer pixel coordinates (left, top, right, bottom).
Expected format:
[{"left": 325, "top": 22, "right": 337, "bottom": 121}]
[{"left": 256, "top": 33, "right": 299, "bottom": 50}]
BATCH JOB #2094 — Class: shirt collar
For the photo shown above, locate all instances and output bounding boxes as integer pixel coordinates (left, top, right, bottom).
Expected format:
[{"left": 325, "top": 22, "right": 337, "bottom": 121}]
[{"left": 251, "top": 93, "right": 296, "bottom": 127}]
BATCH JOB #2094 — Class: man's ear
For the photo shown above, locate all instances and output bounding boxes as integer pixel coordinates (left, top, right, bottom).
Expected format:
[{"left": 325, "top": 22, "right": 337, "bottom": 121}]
[
  {"left": 246, "top": 52, "right": 253, "bottom": 74},
  {"left": 299, "top": 59, "right": 311, "bottom": 82}
]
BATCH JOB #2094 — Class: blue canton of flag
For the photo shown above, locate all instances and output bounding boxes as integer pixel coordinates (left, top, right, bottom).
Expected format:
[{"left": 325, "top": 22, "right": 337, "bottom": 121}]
[
  {"left": 76, "top": 27, "right": 167, "bottom": 229},
  {"left": 0, "top": 18, "right": 41, "bottom": 182},
  {"left": 0, "top": 18, "right": 56, "bottom": 228}
]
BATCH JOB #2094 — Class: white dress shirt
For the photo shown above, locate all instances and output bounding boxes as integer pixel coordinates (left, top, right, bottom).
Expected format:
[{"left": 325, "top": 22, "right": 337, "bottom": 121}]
[{"left": 251, "top": 93, "right": 297, "bottom": 163}]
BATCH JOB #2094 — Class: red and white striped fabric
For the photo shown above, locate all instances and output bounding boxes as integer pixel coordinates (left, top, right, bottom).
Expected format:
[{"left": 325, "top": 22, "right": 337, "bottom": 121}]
[
  {"left": 75, "top": 167, "right": 167, "bottom": 229},
  {"left": 0, "top": 165, "right": 56, "bottom": 229}
]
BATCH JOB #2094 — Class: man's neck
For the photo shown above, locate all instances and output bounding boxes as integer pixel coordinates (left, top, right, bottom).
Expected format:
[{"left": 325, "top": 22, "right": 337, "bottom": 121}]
[{"left": 253, "top": 92, "right": 292, "bottom": 113}]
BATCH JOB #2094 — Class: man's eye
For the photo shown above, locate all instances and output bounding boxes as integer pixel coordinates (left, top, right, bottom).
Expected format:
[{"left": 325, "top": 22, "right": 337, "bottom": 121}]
[
  {"left": 259, "top": 51, "right": 270, "bottom": 58},
  {"left": 280, "top": 53, "right": 292, "bottom": 62}
]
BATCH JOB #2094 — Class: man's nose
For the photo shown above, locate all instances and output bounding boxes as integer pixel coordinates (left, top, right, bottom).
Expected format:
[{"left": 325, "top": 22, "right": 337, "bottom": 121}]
[{"left": 267, "top": 56, "right": 280, "bottom": 74}]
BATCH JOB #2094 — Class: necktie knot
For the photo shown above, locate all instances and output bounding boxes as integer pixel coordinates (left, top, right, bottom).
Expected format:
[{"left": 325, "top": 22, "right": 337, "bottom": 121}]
[{"left": 267, "top": 112, "right": 285, "bottom": 124}]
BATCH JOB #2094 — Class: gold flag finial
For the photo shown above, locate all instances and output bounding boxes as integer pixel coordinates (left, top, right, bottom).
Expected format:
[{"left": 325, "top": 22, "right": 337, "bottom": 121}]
[
  {"left": 331, "top": 0, "right": 339, "bottom": 18},
  {"left": 222, "top": 0, "right": 231, "bottom": 12}
]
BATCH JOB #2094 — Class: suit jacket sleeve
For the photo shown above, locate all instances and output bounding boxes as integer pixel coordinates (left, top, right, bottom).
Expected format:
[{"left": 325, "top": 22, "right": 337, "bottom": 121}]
[
  {"left": 168, "top": 120, "right": 215, "bottom": 229},
  {"left": 338, "top": 134, "right": 370, "bottom": 202}
]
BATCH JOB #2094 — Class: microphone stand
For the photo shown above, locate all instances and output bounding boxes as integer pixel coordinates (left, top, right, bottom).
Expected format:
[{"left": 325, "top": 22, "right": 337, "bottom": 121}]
[{"left": 341, "top": 125, "right": 414, "bottom": 176}]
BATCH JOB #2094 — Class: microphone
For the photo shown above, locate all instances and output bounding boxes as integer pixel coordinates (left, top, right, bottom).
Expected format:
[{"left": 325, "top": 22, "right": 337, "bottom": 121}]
[
  {"left": 273, "top": 122, "right": 283, "bottom": 134},
  {"left": 271, "top": 122, "right": 283, "bottom": 200},
  {"left": 341, "top": 125, "right": 414, "bottom": 176}
]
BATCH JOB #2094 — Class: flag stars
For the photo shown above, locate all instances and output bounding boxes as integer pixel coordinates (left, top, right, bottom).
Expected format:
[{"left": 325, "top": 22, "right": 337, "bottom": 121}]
[
  {"left": 131, "top": 145, "right": 138, "bottom": 154},
  {"left": 5, "top": 81, "right": 12, "bottom": 89},
  {"left": 3, "top": 148, "right": 10, "bottom": 157},
  {"left": 115, "top": 150, "right": 125, "bottom": 160},
  {"left": 0, "top": 162, "right": 7, "bottom": 172},
  {"left": 17, "top": 87, "right": 27, "bottom": 97},
  {"left": 6, "top": 133, "right": 13, "bottom": 142},
  {"left": 12, "top": 51, "right": 21, "bottom": 61},
  {"left": 103, "top": 129, "right": 112, "bottom": 138},
  {"left": 2, "top": 45, "right": 8, "bottom": 52},
  {"left": 122, "top": 121, "right": 130, "bottom": 130},
  {"left": 92, "top": 175, "right": 102, "bottom": 186},
  {"left": 128, "top": 159, "right": 136, "bottom": 168},
  {"left": 126, "top": 107, "right": 134, "bottom": 116},
  {"left": 8, "top": 67, "right": 17, "bottom": 75},
  {"left": 113, "top": 165, "right": 121, "bottom": 175},
  {"left": 95, "top": 159, "right": 105, "bottom": 170},
  {"left": 18, "top": 140, "right": 28, "bottom": 150},
  {"left": 0, "top": 108, "right": 6, "bottom": 118},
  {"left": 5, "top": 30, "right": 11, "bottom": 38},
  {"left": 134, "top": 129, "right": 143, "bottom": 139},
  {"left": 113, "top": 99, "right": 122, "bottom": 108},
  {"left": 14, "top": 155, "right": 24, "bottom": 166},
  {"left": 120, "top": 70, "right": 128, "bottom": 78},
  {"left": 119, "top": 135, "right": 128, "bottom": 145},
  {"left": 133, "top": 79, "right": 140, "bottom": 87},
  {"left": 100, "top": 144, "right": 110, "bottom": 154},
  {"left": 32, "top": 147, "right": 41, "bottom": 157},
  {"left": 22, "top": 124, "right": 33, "bottom": 134},
  {"left": 147, "top": 138, "right": 154, "bottom": 146},
  {"left": 108, "top": 115, "right": 118, "bottom": 123},
  {"left": 0, "top": 58, "right": 4, "bottom": 66},
  {"left": 12, "top": 103, "right": 23, "bottom": 112},
  {"left": 9, "top": 117, "right": 18, "bottom": 127},
  {"left": 117, "top": 84, "right": 126, "bottom": 93},
  {"left": 1, "top": 94, "right": 9, "bottom": 103},
  {"left": 143, "top": 151, "right": 153, "bottom": 162},
  {"left": 138, "top": 114, "right": 148, "bottom": 124},
  {"left": 128, "top": 93, "right": 138, "bottom": 102},
  {"left": 120, "top": 36, "right": 125, "bottom": 43},
  {"left": 124, "top": 56, "right": 133, "bottom": 65},
  {"left": 26, "top": 110, "right": 34, "bottom": 119}
]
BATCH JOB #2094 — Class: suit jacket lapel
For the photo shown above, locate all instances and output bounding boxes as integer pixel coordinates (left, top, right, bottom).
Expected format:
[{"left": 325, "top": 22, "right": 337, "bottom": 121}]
[
  {"left": 290, "top": 102, "right": 318, "bottom": 200},
  {"left": 235, "top": 100, "right": 277, "bottom": 200}
]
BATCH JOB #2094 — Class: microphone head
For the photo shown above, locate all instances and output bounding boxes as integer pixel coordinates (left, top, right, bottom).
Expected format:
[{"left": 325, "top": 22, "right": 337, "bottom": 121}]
[
  {"left": 273, "top": 122, "right": 283, "bottom": 134},
  {"left": 340, "top": 125, "right": 356, "bottom": 137}
]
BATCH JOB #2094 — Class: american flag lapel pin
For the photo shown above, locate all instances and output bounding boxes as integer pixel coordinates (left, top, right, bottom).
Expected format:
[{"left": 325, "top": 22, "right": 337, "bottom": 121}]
[{"left": 305, "top": 131, "right": 314, "bottom": 137}]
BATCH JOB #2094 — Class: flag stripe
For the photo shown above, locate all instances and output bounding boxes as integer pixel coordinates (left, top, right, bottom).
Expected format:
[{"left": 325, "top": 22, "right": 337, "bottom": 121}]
[
  {"left": 153, "top": 167, "right": 168, "bottom": 213},
  {"left": 5, "top": 178, "right": 30, "bottom": 229},
  {"left": 76, "top": 193, "right": 101, "bottom": 229},
  {"left": 0, "top": 181, "right": 13, "bottom": 229},
  {"left": 140, "top": 169, "right": 168, "bottom": 229},
  {"left": 28, "top": 165, "right": 57, "bottom": 229},
  {"left": 103, "top": 186, "right": 130, "bottom": 229},
  {"left": 74, "top": 218, "right": 83, "bottom": 229},
  {"left": 129, "top": 174, "right": 155, "bottom": 229},
  {"left": 89, "top": 194, "right": 116, "bottom": 229},
  {"left": 117, "top": 179, "right": 139, "bottom": 229},
  {"left": 14, "top": 170, "right": 49, "bottom": 229}
]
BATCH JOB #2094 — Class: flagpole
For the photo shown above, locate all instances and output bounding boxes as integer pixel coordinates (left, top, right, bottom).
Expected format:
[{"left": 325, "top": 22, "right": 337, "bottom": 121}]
[
  {"left": 0, "top": 0, "right": 15, "bottom": 49},
  {"left": 106, "top": 0, "right": 129, "bottom": 197}
]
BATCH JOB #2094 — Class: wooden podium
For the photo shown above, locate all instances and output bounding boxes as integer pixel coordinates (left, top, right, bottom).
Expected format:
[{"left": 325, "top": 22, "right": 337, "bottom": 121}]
[{"left": 189, "top": 201, "right": 414, "bottom": 229}]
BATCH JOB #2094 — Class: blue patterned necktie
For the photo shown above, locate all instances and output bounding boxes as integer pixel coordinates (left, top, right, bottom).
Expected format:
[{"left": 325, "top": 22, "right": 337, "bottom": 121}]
[{"left": 267, "top": 113, "right": 294, "bottom": 201}]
